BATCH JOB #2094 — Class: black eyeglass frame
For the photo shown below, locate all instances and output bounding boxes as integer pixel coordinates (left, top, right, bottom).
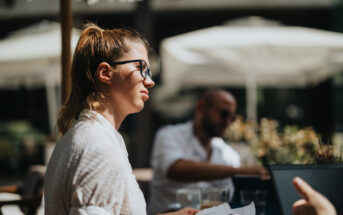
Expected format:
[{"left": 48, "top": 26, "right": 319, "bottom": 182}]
[{"left": 108, "top": 59, "right": 152, "bottom": 80}]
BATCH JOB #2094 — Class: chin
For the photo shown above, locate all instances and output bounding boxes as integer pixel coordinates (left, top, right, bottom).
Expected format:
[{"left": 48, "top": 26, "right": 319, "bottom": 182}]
[{"left": 131, "top": 102, "right": 145, "bottom": 113}]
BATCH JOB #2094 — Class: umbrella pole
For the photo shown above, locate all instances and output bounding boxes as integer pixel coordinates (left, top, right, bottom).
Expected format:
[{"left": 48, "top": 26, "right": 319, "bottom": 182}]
[
  {"left": 246, "top": 70, "right": 257, "bottom": 123},
  {"left": 60, "top": 0, "right": 72, "bottom": 105},
  {"left": 45, "top": 82, "right": 58, "bottom": 136}
]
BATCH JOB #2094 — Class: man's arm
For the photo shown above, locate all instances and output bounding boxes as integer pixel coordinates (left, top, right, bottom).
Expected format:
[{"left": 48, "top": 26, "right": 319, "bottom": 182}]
[{"left": 167, "top": 159, "right": 269, "bottom": 181}]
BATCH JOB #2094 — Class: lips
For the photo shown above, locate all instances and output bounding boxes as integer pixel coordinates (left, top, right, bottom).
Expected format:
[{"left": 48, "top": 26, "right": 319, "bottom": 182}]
[{"left": 141, "top": 90, "right": 149, "bottom": 100}]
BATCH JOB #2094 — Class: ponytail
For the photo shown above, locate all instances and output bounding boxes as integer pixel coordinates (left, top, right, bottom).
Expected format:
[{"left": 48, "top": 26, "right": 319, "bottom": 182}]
[{"left": 57, "top": 23, "right": 149, "bottom": 134}]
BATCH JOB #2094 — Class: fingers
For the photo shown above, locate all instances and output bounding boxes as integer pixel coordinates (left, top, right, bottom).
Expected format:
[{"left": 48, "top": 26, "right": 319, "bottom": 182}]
[
  {"left": 242, "top": 166, "right": 270, "bottom": 179},
  {"left": 261, "top": 174, "right": 271, "bottom": 180},
  {"left": 292, "top": 177, "right": 337, "bottom": 215},
  {"left": 292, "top": 199, "right": 316, "bottom": 215},
  {"left": 292, "top": 199, "right": 305, "bottom": 215},
  {"left": 263, "top": 168, "right": 270, "bottom": 176},
  {"left": 293, "top": 199, "right": 307, "bottom": 208},
  {"left": 293, "top": 177, "right": 316, "bottom": 201},
  {"left": 259, "top": 166, "right": 270, "bottom": 180},
  {"left": 181, "top": 207, "right": 200, "bottom": 215}
]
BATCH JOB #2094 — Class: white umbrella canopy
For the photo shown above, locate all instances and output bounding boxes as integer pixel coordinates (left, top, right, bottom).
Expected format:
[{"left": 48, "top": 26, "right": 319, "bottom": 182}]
[
  {"left": 0, "top": 21, "right": 80, "bottom": 134},
  {"left": 159, "top": 22, "right": 343, "bottom": 121},
  {"left": 0, "top": 21, "right": 80, "bottom": 88}
]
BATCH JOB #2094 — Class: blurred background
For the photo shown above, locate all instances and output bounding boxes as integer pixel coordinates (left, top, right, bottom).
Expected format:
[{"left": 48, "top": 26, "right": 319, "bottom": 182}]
[{"left": 1, "top": 0, "right": 343, "bottom": 213}]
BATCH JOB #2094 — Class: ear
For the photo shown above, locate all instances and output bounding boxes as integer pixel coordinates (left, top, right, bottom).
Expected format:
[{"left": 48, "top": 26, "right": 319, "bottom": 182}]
[{"left": 96, "top": 62, "right": 113, "bottom": 85}]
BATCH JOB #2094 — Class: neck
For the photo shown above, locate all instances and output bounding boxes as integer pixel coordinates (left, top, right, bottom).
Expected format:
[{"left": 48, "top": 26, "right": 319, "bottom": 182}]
[
  {"left": 99, "top": 102, "right": 127, "bottom": 130},
  {"left": 193, "top": 120, "right": 211, "bottom": 148}
]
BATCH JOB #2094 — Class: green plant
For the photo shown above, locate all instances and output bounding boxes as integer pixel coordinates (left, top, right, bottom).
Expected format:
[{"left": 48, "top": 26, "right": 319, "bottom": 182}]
[{"left": 225, "top": 117, "right": 342, "bottom": 164}]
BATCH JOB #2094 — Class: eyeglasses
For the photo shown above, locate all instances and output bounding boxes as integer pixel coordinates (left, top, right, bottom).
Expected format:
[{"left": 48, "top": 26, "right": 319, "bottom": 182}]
[
  {"left": 108, "top": 59, "right": 152, "bottom": 80},
  {"left": 217, "top": 109, "right": 236, "bottom": 121}
]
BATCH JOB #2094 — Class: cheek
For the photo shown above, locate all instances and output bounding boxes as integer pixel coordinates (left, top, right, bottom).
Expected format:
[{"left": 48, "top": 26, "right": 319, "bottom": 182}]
[
  {"left": 126, "top": 74, "right": 144, "bottom": 102},
  {"left": 113, "top": 72, "right": 140, "bottom": 91},
  {"left": 209, "top": 113, "right": 221, "bottom": 124},
  {"left": 128, "top": 75, "right": 143, "bottom": 94}
]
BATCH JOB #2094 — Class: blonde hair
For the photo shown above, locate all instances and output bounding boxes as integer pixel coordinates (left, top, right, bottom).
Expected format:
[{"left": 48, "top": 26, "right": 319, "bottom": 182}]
[{"left": 57, "top": 23, "right": 149, "bottom": 135}]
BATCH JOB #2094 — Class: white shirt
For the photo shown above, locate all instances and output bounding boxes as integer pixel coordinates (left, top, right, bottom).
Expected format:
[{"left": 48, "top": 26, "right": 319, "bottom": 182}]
[
  {"left": 148, "top": 121, "right": 240, "bottom": 215},
  {"left": 44, "top": 110, "right": 146, "bottom": 215}
]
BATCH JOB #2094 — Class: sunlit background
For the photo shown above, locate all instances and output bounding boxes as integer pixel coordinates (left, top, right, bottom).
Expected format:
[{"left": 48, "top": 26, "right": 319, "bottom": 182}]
[{"left": 1, "top": 0, "right": 343, "bottom": 214}]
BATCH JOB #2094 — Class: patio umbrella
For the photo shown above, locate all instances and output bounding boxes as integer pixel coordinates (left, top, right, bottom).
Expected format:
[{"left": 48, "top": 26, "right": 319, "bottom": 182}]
[
  {"left": 159, "top": 21, "right": 343, "bottom": 121},
  {"left": 0, "top": 21, "right": 80, "bottom": 134}
]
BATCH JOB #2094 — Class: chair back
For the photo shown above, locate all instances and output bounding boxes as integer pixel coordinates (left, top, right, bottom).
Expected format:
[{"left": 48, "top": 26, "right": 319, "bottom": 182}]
[{"left": 20, "top": 165, "right": 46, "bottom": 215}]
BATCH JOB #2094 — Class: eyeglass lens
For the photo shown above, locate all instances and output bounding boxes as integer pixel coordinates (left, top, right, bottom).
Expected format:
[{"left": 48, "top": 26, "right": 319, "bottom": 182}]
[
  {"left": 140, "top": 60, "right": 151, "bottom": 79},
  {"left": 220, "top": 110, "right": 236, "bottom": 121}
]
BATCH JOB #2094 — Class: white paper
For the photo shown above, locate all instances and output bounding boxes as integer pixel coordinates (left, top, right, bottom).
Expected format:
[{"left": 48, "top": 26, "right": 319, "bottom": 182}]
[
  {"left": 196, "top": 202, "right": 255, "bottom": 215},
  {"left": 196, "top": 203, "right": 231, "bottom": 215},
  {"left": 231, "top": 202, "right": 255, "bottom": 215}
]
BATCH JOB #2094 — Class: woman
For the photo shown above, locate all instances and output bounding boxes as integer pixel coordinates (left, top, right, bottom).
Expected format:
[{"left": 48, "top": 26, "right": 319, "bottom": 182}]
[{"left": 44, "top": 24, "right": 198, "bottom": 215}]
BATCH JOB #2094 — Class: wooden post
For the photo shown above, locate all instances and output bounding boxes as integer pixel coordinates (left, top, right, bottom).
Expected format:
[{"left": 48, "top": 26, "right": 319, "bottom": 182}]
[
  {"left": 130, "top": 0, "right": 155, "bottom": 168},
  {"left": 60, "top": 0, "right": 72, "bottom": 104}
]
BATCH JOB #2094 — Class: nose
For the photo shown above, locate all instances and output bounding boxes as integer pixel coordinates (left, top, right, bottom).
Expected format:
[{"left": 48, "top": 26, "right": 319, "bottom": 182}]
[
  {"left": 222, "top": 116, "right": 233, "bottom": 126},
  {"left": 225, "top": 117, "right": 233, "bottom": 125},
  {"left": 143, "top": 75, "right": 155, "bottom": 88}
]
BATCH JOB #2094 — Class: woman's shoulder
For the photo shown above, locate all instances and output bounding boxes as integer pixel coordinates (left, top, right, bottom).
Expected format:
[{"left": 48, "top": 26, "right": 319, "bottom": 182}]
[
  {"left": 73, "top": 118, "right": 105, "bottom": 138},
  {"left": 65, "top": 119, "right": 121, "bottom": 156},
  {"left": 52, "top": 120, "right": 125, "bottom": 171}
]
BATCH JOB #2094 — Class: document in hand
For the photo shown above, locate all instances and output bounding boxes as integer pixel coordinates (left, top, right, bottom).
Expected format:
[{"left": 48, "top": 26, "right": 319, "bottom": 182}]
[{"left": 196, "top": 202, "right": 255, "bottom": 215}]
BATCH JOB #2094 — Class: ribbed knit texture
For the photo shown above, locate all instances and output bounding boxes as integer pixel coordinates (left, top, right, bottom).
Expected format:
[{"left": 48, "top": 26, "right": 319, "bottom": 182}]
[{"left": 44, "top": 110, "right": 146, "bottom": 215}]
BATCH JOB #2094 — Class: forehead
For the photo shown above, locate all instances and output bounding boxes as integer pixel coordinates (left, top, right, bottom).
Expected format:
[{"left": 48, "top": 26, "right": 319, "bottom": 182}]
[
  {"left": 210, "top": 93, "right": 236, "bottom": 110},
  {"left": 122, "top": 40, "right": 149, "bottom": 63}
]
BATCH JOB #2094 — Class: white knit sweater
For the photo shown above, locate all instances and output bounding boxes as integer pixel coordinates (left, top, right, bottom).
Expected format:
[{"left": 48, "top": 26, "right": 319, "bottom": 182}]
[{"left": 44, "top": 110, "right": 146, "bottom": 215}]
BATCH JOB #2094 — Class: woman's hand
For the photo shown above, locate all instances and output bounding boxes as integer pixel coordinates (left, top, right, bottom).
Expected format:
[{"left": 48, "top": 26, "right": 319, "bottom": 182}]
[
  {"left": 160, "top": 207, "right": 200, "bottom": 215},
  {"left": 292, "top": 177, "right": 336, "bottom": 215}
]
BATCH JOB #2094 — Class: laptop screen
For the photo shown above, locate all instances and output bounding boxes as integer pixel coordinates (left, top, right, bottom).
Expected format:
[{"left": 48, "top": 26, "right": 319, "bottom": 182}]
[{"left": 270, "top": 163, "right": 343, "bottom": 215}]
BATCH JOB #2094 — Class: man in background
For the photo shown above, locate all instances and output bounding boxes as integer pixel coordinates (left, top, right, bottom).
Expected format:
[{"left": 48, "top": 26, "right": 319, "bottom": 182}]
[{"left": 148, "top": 89, "right": 269, "bottom": 215}]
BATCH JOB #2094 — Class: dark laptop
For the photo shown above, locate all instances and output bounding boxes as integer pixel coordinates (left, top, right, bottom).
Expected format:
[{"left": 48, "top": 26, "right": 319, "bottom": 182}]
[{"left": 270, "top": 163, "right": 343, "bottom": 215}]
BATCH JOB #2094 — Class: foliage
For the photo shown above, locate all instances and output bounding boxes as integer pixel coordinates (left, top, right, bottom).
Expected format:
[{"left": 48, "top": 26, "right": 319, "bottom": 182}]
[
  {"left": 0, "top": 121, "right": 46, "bottom": 171},
  {"left": 224, "top": 117, "right": 343, "bottom": 164},
  {"left": 224, "top": 116, "right": 256, "bottom": 143}
]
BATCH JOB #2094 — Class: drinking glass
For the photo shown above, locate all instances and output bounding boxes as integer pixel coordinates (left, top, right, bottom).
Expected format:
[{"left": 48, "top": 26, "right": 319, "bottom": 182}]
[
  {"left": 200, "top": 187, "right": 222, "bottom": 209},
  {"left": 240, "top": 190, "right": 267, "bottom": 215},
  {"left": 176, "top": 188, "right": 201, "bottom": 209}
]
